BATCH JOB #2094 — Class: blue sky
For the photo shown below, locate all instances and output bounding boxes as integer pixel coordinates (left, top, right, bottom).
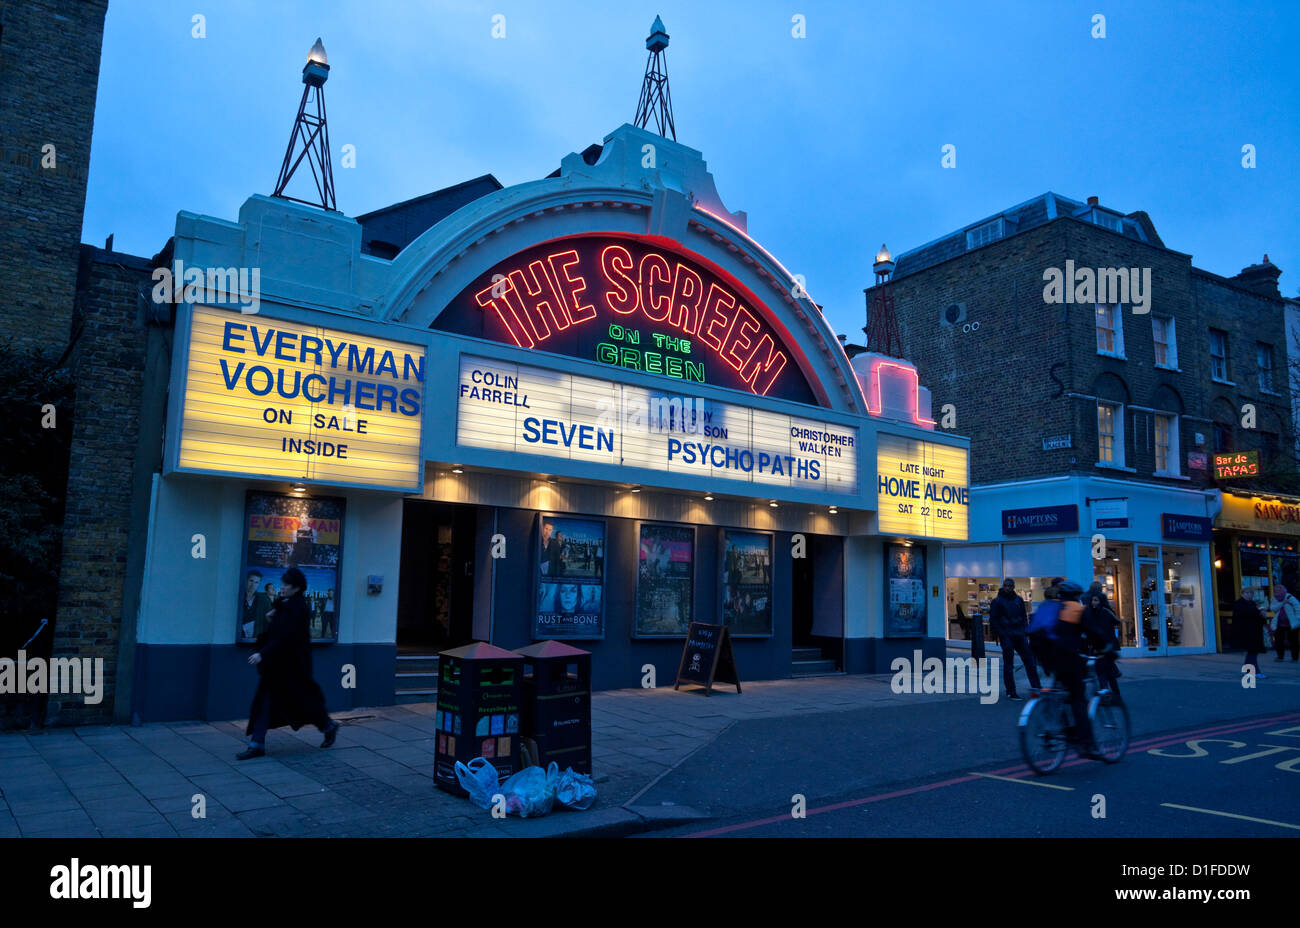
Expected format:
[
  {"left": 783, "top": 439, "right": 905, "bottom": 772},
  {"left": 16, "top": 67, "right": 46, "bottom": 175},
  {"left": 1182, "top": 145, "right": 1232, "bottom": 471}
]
[{"left": 83, "top": 0, "right": 1299, "bottom": 340}]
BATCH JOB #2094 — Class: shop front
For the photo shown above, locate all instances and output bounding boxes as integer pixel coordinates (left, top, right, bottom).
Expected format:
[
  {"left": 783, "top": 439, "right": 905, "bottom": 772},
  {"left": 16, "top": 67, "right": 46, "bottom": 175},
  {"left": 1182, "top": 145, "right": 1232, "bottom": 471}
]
[
  {"left": 1212, "top": 489, "right": 1300, "bottom": 651},
  {"left": 944, "top": 475, "right": 1218, "bottom": 657},
  {"left": 127, "top": 123, "right": 970, "bottom": 721}
]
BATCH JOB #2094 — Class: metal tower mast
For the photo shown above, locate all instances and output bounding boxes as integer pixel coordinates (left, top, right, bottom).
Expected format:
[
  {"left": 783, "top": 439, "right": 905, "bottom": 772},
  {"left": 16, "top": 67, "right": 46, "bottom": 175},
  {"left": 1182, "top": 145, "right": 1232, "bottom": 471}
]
[
  {"left": 866, "top": 244, "right": 903, "bottom": 357},
  {"left": 272, "top": 38, "right": 336, "bottom": 211},
  {"left": 633, "top": 16, "right": 676, "bottom": 141}
]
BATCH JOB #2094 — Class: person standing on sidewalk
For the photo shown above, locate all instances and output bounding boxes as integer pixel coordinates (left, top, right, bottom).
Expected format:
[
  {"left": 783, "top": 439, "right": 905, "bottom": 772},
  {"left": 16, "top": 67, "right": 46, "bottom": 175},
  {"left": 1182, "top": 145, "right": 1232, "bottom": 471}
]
[
  {"left": 1232, "top": 591, "right": 1267, "bottom": 679},
  {"left": 1270, "top": 585, "right": 1300, "bottom": 662},
  {"left": 238, "top": 567, "right": 339, "bottom": 760},
  {"left": 988, "top": 578, "right": 1041, "bottom": 700}
]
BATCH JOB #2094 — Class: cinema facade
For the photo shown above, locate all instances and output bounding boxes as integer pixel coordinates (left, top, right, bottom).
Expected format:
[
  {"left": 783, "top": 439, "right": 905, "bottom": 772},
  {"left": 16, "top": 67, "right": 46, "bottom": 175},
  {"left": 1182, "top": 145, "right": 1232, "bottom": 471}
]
[{"left": 131, "top": 124, "right": 971, "bottom": 721}]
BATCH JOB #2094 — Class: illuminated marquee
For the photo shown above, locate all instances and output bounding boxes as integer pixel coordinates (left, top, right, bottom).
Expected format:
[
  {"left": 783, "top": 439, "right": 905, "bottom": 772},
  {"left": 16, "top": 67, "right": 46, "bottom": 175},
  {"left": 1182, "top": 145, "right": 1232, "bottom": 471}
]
[
  {"left": 456, "top": 354, "right": 856, "bottom": 494},
  {"left": 876, "top": 433, "right": 969, "bottom": 541},
  {"left": 176, "top": 305, "right": 425, "bottom": 489},
  {"left": 434, "top": 234, "right": 819, "bottom": 405},
  {"left": 1217, "top": 492, "right": 1300, "bottom": 536}
]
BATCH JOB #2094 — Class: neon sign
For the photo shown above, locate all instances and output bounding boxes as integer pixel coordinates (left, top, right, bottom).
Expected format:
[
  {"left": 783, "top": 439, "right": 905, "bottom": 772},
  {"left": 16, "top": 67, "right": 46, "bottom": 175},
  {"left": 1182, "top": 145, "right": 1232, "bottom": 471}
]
[
  {"left": 863, "top": 357, "right": 936, "bottom": 428},
  {"left": 1212, "top": 451, "right": 1258, "bottom": 480},
  {"left": 434, "top": 234, "right": 818, "bottom": 405}
]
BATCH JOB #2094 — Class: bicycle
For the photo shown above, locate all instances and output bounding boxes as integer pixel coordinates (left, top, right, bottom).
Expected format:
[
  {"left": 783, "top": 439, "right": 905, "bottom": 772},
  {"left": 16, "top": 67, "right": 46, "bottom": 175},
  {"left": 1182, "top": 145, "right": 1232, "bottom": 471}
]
[{"left": 1018, "top": 654, "right": 1130, "bottom": 775}]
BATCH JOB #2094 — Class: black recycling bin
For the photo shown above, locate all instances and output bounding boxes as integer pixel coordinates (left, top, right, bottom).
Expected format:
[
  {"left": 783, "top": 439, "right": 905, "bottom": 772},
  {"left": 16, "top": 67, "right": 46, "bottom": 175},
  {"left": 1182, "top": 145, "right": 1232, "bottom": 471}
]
[
  {"left": 515, "top": 640, "right": 592, "bottom": 775},
  {"left": 433, "top": 641, "right": 524, "bottom": 796}
]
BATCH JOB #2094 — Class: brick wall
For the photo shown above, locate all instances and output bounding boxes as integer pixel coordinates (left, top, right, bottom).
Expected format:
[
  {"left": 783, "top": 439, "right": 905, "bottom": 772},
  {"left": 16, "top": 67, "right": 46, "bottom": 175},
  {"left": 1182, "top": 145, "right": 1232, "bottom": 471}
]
[
  {"left": 0, "top": 0, "right": 108, "bottom": 353},
  {"left": 869, "top": 214, "right": 1293, "bottom": 490},
  {"left": 1192, "top": 271, "right": 1296, "bottom": 487},
  {"left": 51, "top": 250, "right": 155, "bottom": 725}
]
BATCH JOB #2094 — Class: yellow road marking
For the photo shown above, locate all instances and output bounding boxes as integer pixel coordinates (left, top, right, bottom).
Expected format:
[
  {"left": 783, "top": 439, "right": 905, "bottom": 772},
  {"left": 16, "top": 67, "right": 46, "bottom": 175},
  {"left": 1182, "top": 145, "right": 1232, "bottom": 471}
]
[
  {"left": 1161, "top": 803, "right": 1300, "bottom": 831},
  {"left": 972, "top": 771, "right": 1075, "bottom": 791}
]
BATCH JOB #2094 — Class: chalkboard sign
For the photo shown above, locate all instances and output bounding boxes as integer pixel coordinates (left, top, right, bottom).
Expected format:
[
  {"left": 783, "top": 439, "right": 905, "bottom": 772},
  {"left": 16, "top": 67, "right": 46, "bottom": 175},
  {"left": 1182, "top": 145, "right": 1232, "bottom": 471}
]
[{"left": 674, "top": 622, "right": 742, "bottom": 695}]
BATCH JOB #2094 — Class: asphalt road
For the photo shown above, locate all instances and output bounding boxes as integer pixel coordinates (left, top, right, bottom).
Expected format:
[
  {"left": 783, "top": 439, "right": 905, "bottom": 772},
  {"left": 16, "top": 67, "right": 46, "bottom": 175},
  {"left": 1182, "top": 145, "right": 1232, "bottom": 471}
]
[{"left": 636, "top": 676, "right": 1300, "bottom": 838}]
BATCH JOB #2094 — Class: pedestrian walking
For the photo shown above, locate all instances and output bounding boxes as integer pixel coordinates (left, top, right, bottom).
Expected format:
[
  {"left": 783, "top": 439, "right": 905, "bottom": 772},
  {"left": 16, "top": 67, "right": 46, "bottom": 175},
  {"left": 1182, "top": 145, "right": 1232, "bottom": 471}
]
[
  {"left": 238, "top": 567, "right": 340, "bottom": 760},
  {"left": 1232, "top": 591, "right": 1267, "bottom": 679},
  {"left": 988, "top": 578, "right": 1041, "bottom": 700},
  {"left": 1270, "top": 585, "right": 1300, "bottom": 662}
]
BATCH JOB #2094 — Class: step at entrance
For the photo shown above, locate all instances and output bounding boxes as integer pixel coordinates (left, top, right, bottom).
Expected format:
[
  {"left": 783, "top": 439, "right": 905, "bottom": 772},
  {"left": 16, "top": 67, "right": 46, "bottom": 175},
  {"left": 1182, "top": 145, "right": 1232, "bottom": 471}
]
[
  {"left": 395, "top": 653, "right": 439, "bottom": 704},
  {"left": 792, "top": 646, "right": 842, "bottom": 677}
]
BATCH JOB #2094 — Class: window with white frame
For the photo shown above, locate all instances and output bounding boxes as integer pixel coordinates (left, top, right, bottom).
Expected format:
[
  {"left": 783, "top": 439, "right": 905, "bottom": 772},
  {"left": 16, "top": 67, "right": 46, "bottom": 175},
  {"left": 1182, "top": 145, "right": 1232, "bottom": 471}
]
[
  {"left": 1097, "top": 304, "right": 1124, "bottom": 356},
  {"left": 1257, "top": 342, "right": 1275, "bottom": 393},
  {"left": 1153, "top": 316, "right": 1177, "bottom": 368},
  {"left": 1091, "top": 209, "right": 1124, "bottom": 233},
  {"left": 1210, "top": 329, "right": 1230, "bottom": 381},
  {"left": 1154, "top": 413, "right": 1179, "bottom": 475},
  {"left": 1098, "top": 402, "right": 1122, "bottom": 465},
  {"left": 965, "top": 218, "right": 1004, "bottom": 250}
]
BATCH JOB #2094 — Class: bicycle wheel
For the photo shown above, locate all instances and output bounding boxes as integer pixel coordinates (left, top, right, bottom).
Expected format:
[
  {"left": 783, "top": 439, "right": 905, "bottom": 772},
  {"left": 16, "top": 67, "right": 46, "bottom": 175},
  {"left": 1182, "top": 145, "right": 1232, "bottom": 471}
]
[
  {"left": 1019, "top": 696, "right": 1067, "bottom": 775},
  {"left": 1088, "top": 693, "right": 1130, "bottom": 763}
]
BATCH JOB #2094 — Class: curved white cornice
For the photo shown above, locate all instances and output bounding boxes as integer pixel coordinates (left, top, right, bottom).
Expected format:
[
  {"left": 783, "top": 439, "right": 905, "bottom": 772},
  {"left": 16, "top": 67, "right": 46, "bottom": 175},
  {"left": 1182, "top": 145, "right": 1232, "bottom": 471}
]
[{"left": 378, "top": 123, "right": 866, "bottom": 413}]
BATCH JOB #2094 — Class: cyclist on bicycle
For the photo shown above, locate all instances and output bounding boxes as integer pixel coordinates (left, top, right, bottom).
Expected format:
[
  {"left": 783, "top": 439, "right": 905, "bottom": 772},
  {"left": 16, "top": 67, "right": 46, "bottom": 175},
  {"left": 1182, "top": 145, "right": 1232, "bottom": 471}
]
[
  {"left": 1082, "top": 584, "right": 1122, "bottom": 698},
  {"left": 1029, "top": 579, "right": 1101, "bottom": 758}
]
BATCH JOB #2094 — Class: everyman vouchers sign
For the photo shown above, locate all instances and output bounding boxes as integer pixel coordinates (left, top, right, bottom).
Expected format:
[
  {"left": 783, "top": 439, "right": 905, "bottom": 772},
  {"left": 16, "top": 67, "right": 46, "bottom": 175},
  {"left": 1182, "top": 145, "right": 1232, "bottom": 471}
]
[
  {"left": 456, "top": 354, "right": 857, "bottom": 495},
  {"left": 176, "top": 306, "right": 425, "bottom": 489}
]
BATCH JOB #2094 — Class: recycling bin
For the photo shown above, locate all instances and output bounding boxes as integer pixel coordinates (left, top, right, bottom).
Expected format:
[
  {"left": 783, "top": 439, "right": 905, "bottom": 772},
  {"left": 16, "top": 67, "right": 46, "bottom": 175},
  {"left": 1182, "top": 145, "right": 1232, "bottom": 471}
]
[
  {"left": 433, "top": 641, "right": 524, "bottom": 796},
  {"left": 515, "top": 640, "right": 591, "bottom": 775}
]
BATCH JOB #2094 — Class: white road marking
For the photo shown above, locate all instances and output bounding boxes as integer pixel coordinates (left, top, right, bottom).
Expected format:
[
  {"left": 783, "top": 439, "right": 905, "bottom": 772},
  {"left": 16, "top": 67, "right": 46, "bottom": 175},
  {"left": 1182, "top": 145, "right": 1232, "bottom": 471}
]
[
  {"left": 1161, "top": 803, "right": 1300, "bottom": 831},
  {"left": 971, "top": 771, "right": 1075, "bottom": 791}
]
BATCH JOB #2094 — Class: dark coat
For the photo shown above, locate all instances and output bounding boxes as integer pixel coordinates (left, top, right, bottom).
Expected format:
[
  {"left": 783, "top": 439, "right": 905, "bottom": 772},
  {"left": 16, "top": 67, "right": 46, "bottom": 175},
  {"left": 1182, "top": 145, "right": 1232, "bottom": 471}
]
[
  {"left": 1231, "top": 596, "right": 1266, "bottom": 651},
  {"left": 1081, "top": 602, "right": 1120, "bottom": 651},
  {"left": 245, "top": 592, "right": 327, "bottom": 735},
  {"left": 988, "top": 590, "right": 1029, "bottom": 639},
  {"left": 544, "top": 537, "right": 562, "bottom": 577}
]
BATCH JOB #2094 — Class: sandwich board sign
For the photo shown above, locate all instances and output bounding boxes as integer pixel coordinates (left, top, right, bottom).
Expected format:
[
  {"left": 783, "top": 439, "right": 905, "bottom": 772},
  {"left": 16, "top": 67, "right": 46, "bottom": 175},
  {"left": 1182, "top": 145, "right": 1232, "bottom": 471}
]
[{"left": 674, "top": 622, "right": 742, "bottom": 695}]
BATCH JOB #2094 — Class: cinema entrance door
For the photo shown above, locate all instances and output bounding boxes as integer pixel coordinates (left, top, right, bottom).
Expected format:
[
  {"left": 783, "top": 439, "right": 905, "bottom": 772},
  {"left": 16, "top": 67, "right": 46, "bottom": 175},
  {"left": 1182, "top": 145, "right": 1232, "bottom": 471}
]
[{"left": 395, "top": 501, "right": 481, "bottom": 701}]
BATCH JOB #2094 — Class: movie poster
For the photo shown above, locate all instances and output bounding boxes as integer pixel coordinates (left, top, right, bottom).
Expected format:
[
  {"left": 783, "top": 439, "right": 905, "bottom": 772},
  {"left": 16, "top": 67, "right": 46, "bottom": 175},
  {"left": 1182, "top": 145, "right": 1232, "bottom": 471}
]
[
  {"left": 885, "top": 543, "right": 926, "bottom": 637},
  {"left": 720, "top": 530, "right": 773, "bottom": 637},
  {"left": 534, "top": 515, "right": 605, "bottom": 638},
  {"left": 635, "top": 523, "right": 694, "bottom": 637},
  {"left": 238, "top": 492, "right": 344, "bottom": 643}
]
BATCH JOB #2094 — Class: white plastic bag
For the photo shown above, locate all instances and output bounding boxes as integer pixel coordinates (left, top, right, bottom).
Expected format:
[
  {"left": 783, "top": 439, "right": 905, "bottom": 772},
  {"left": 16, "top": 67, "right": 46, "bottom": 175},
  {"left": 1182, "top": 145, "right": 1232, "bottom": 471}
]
[
  {"left": 454, "top": 757, "right": 500, "bottom": 810},
  {"left": 555, "top": 767, "right": 597, "bottom": 810},
  {"left": 498, "top": 762, "right": 559, "bottom": 818}
]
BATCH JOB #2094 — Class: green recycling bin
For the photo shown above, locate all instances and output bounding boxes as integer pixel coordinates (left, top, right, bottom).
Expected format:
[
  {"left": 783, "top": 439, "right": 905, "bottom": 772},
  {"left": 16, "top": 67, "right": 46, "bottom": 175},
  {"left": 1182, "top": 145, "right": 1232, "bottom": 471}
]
[{"left": 433, "top": 641, "right": 523, "bottom": 796}]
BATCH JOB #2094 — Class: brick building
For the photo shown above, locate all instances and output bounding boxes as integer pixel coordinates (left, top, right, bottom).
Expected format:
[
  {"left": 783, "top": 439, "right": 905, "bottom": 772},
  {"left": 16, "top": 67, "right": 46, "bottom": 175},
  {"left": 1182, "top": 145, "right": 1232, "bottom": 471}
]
[
  {"left": 0, "top": 0, "right": 107, "bottom": 351},
  {"left": 0, "top": 0, "right": 167, "bottom": 726},
  {"left": 867, "top": 192, "right": 1296, "bottom": 657}
]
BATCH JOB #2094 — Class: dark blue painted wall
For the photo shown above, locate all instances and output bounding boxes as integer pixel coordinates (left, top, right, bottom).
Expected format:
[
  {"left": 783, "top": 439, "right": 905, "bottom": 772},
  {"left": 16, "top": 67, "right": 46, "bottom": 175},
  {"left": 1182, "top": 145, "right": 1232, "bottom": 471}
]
[
  {"left": 133, "top": 643, "right": 395, "bottom": 723},
  {"left": 490, "top": 507, "right": 798, "bottom": 690}
]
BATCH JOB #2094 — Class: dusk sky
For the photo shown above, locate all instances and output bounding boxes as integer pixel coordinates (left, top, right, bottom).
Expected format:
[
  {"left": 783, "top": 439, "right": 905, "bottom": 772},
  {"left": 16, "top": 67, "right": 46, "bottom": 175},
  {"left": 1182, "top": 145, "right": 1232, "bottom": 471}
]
[{"left": 83, "top": 0, "right": 1299, "bottom": 340}]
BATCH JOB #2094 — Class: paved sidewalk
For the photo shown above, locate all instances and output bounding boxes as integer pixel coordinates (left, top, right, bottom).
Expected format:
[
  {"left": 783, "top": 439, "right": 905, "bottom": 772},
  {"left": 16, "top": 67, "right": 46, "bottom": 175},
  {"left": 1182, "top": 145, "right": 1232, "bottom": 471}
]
[{"left": 0, "top": 653, "right": 1292, "bottom": 838}]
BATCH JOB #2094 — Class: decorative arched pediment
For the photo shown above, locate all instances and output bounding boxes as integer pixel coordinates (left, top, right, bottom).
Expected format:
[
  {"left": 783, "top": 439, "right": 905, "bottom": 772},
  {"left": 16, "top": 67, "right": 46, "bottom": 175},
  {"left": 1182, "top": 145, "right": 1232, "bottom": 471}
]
[
  {"left": 376, "top": 124, "right": 864, "bottom": 412},
  {"left": 1152, "top": 383, "right": 1185, "bottom": 414},
  {"left": 1091, "top": 371, "right": 1131, "bottom": 406}
]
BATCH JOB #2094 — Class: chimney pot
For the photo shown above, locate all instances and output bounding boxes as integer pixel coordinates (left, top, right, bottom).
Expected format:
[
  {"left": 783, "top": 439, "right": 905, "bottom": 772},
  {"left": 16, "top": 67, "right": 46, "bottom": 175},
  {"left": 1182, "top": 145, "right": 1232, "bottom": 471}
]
[{"left": 1087, "top": 196, "right": 1099, "bottom": 207}]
